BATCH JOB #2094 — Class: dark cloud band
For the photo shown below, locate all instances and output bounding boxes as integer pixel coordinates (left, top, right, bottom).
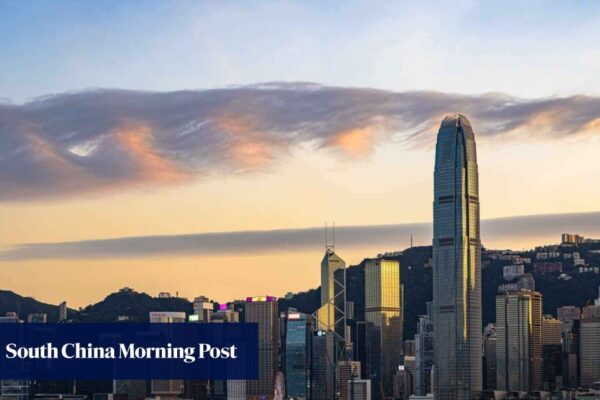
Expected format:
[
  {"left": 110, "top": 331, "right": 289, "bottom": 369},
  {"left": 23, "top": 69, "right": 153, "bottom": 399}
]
[
  {"left": 1, "top": 211, "right": 599, "bottom": 260},
  {"left": 1, "top": 83, "right": 600, "bottom": 200}
]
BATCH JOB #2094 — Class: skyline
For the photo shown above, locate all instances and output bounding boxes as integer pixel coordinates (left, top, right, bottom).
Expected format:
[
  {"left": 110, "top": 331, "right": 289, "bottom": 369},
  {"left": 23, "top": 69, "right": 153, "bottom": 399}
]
[{"left": 2, "top": 1, "right": 600, "bottom": 308}]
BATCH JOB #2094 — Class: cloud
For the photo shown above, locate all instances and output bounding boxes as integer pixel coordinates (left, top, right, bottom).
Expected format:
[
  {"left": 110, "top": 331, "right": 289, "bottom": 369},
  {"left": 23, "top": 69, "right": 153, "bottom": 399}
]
[
  {"left": 1, "top": 82, "right": 600, "bottom": 200},
  {"left": 1, "top": 211, "right": 599, "bottom": 261}
]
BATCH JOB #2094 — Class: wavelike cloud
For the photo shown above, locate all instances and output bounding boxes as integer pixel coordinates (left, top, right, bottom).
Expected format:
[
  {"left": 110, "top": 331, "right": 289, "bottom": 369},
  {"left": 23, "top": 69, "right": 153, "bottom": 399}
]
[
  {"left": 1, "top": 82, "right": 600, "bottom": 200},
  {"left": 1, "top": 211, "right": 599, "bottom": 261}
]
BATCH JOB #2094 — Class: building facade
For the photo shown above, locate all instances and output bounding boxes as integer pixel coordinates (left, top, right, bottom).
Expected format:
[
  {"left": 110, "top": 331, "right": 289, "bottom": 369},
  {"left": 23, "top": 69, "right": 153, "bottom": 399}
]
[
  {"left": 414, "top": 304, "right": 433, "bottom": 396},
  {"left": 364, "top": 258, "right": 402, "bottom": 398},
  {"left": 495, "top": 289, "right": 543, "bottom": 392},
  {"left": 314, "top": 248, "right": 347, "bottom": 400},
  {"left": 432, "top": 114, "right": 482, "bottom": 400},
  {"left": 579, "top": 317, "right": 600, "bottom": 387},
  {"left": 283, "top": 310, "right": 310, "bottom": 399},
  {"left": 245, "top": 296, "right": 279, "bottom": 400}
]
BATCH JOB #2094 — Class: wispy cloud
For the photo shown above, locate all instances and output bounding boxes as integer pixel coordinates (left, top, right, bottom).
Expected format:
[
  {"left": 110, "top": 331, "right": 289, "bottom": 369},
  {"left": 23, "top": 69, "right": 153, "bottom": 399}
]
[
  {"left": 1, "top": 211, "right": 599, "bottom": 261},
  {"left": 1, "top": 82, "right": 600, "bottom": 200}
]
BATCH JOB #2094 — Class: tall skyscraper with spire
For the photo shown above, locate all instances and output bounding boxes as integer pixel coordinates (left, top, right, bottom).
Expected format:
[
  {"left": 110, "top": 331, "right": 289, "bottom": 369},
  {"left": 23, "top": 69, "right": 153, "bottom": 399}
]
[
  {"left": 314, "top": 245, "right": 348, "bottom": 399},
  {"left": 432, "top": 114, "right": 482, "bottom": 400}
]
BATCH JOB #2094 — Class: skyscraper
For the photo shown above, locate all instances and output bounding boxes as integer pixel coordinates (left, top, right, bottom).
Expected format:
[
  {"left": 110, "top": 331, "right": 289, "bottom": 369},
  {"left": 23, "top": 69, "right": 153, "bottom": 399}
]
[
  {"left": 496, "top": 288, "right": 543, "bottom": 392},
  {"left": 314, "top": 248, "right": 347, "bottom": 399},
  {"left": 579, "top": 315, "right": 600, "bottom": 387},
  {"left": 364, "top": 258, "right": 402, "bottom": 398},
  {"left": 432, "top": 114, "right": 482, "bottom": 400},
  {"left": 245, "top": 296, "right": 279, "bottom": 400},
  {"left": 282, "top": 309, "right": 310, "bottom": 400}
]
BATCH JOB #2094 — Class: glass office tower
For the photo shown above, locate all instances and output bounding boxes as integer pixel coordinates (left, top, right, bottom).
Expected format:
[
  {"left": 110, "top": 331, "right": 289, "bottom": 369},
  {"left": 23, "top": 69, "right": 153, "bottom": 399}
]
[
  {"left": 364, "top": 258, "right": 402, "bottom": 398},
  {"left": 432, "top": 114, "right": 482, "bottom": 400},
  {"left": 284, "top": 310, "right": 310, "bottom": 399}
]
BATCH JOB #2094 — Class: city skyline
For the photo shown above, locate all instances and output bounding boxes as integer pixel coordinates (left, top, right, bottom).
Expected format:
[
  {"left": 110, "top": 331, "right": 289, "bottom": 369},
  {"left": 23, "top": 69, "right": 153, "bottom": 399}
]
[{"left": 2, "top": 1, "right": 600, "bottom": 308}]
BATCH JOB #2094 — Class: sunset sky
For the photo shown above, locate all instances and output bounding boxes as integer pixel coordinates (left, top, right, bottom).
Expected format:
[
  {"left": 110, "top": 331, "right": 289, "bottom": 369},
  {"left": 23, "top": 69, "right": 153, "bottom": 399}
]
[{"left": 1, "top": 1, "right": 600, "bottom": 307}]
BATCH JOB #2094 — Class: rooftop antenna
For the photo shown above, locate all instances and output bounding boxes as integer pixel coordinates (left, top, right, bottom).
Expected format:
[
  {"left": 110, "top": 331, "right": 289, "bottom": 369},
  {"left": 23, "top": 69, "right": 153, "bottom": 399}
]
[
  {"left": 410, "top": 234, "right": 413, "bottom": 248},
  {"left": 325, "top": 222, "right": 335, "bottom": 252},
  {"left": 333, "top": 222, "right": 335, "bottom": 249}
]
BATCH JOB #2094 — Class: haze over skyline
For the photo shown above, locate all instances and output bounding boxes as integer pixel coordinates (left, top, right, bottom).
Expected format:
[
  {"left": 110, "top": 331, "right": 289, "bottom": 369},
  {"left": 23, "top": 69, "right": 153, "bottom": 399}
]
[{"left": 1, "top": 1, "right": 600, "bottom": 306}]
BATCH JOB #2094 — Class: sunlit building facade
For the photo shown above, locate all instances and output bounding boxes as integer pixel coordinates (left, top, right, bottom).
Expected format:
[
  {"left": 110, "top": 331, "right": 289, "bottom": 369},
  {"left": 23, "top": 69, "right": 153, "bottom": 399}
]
[
  {"left": 314, "top": 248, "right": 347, "bottom": 399},
  {"left": 432, "top": 114, "right": 482, "bottom": 400},
  {"left": 364, "top": 258, "right": 402, "bottom": 398}
]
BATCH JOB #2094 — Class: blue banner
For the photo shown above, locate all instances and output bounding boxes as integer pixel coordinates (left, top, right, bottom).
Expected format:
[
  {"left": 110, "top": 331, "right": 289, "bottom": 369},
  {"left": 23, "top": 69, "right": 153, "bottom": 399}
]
[{"left": 0, "top": 323, "right": 258, "bottom": 380}]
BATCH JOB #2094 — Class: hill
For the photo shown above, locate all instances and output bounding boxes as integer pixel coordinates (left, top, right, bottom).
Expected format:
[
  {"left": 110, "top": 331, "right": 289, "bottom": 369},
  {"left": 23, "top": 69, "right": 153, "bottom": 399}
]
[
  {"left": 0, "top": 290, "right": 75, "bottom": 321},
  {"left": 74, "top": 289, "right": 193, "bottom": 322}
]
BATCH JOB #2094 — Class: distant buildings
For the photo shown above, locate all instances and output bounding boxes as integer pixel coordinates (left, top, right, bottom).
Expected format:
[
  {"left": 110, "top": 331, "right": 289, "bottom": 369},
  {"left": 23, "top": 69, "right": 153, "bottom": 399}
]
[
  {"left": 149, "top": 311, "right": 186, "bottom": 323},
  {"left": 562, "top": 318, "right": 580, "bottom": 388},
  {"left": 483, "top": 324, "right": 497, "bottom": 391},
  {"left": 542, "top": 315, "right": 563, "bottom": 346},
  {"left": 337, "top": 361, "right": 361, "bottom": 400},
  {"left": 562, "top": 233, "right": 586, "bottom": 245},
  {"left": 557, "top": 306, "right": 581, "bottom": 322},
  {"left": 59, "top": 301, "right": 67, "bottom": 322},
  {"left": 503, "top": 264, "right": 525, "bottom": 281},
  {"left": 432, "top": 114, "right": 482, "bottom": 400},
  {"left": 534, "top": 261, "right": 562, "bottom": 274},
  {"left": 348, "top": 379, "right": 371, "bottom": 400},
  {"left": 27, "top": 313, "right": 47, "bottom": 323},
  {"left": 542, "top": 316, "right": 563, "bottom": 391},
  {"left": 414, "top": 303, "right": 433, "bottom": 396},
  {"left": 192, "top": 296, "right": 213, "bottom": 321},
  {"left": 536, "top": 251, "right": 560, "bottom": 260}
]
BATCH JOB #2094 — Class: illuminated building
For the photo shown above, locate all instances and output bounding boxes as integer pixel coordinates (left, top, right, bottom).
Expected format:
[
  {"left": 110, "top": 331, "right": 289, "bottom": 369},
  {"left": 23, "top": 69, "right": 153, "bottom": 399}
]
[
  {"left": 313, "top": 247, "right": 347, "bottom": 399},
  {"left": 364, "top": 258, "right": 402, "bottom": 398},
  {"left": 432, "top": 114, "right": 482, "bottom": 399}
]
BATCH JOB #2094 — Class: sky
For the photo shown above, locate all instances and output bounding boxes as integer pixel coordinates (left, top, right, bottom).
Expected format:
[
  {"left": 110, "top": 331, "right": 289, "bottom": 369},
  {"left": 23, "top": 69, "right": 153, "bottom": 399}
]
[{"left": 1, "top": 1, "right": 600, "bottom": 307}]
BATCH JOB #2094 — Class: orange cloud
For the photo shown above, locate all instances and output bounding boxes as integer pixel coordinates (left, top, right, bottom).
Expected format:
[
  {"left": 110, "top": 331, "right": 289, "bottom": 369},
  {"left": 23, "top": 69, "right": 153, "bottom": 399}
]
[
  {"left": 214, "top": 114, "right": 279, "bottom": 170},
  {"left": 328, "top": 127, "right": 378, "bottom": 157},
  {"left": 115, "top": 123, "right": 189, "bottom": 183}
]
